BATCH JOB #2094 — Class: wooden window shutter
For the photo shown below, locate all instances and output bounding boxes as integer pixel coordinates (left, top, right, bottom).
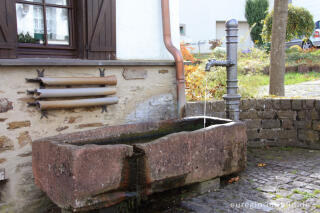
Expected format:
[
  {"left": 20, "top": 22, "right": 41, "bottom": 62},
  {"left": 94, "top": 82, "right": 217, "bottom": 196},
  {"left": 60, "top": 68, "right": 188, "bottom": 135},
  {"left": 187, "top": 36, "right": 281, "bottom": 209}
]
[
  {"left": 86, "top": 0, "right": 116, "bottom": 60},
  {"left": 0, "top": 0, "right": 17, "bottom": 59}
]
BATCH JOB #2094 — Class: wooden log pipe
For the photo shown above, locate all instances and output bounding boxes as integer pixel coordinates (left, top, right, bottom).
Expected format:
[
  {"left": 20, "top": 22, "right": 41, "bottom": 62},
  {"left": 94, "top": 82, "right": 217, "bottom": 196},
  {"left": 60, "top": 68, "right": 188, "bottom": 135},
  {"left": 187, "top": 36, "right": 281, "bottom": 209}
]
[
  {"left": 36, "top": 97, "right": 119, "bottom": 110},
  {"left": 26, "top": 75, "right": 117, "bottom": 86},
  {"left": 29, "top": 88, "right": 117, "bottom": 99}
]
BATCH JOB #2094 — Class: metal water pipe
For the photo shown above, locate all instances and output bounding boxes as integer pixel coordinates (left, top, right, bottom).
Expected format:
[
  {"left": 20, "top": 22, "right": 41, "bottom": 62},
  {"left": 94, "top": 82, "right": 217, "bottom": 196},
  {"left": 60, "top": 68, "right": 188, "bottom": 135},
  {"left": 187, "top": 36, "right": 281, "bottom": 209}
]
[{"left": 205, "top": 19, "right": 241, "bottom": 121}]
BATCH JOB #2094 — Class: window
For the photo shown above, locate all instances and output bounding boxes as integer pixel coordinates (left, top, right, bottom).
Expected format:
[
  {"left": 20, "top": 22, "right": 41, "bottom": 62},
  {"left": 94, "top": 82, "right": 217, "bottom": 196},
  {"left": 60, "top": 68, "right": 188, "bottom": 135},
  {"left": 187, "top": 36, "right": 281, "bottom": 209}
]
[
  {"left": 15, "top": 0, "right": 74, "bottom": 57},
  {"left": 316, "top": 21, "right": 320, "bottom": 30},
  {"left": 180, "top": 24, "right": 186, "bottom": 36},
  {"left": 0, "top": 0, "right": 116, "bottom": 60}
]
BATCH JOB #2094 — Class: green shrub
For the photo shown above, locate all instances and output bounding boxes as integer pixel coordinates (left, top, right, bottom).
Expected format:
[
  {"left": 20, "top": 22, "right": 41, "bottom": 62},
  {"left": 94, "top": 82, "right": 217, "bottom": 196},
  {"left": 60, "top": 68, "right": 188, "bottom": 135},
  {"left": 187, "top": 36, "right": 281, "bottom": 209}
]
[
  {"left": 310, "top": 49, "right": 320, "bottom": 57},
  {"left": 262, "top": 5, "right": 314, "bottom": 42},
  {"left": 245, "top": 0, "right": 269, "bottom": 46},
  {"left": 211, "top": 48, "right": 226, "bottom": 59},
  {"left": 286, "top": 48, "right": 320, "bottom": 65},
  {"left": 206, "top": 67, "right": 227, "bottom": 99},
  {"left": 238, "top": 48, "right": 270, "bottom": 74},
  {"left": 289, "top": 45, "right": 303, "bottom": 52}
]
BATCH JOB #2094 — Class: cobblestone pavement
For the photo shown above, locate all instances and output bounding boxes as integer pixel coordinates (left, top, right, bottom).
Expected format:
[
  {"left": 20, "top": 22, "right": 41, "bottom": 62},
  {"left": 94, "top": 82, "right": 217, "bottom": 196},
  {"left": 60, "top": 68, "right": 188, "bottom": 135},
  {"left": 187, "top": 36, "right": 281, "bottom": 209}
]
[
  {"left": 144, "top": 147, "right": 320, "bottom": 213},
  {"left": 258, "top": 80, "right": 320, "bottom": 98}
]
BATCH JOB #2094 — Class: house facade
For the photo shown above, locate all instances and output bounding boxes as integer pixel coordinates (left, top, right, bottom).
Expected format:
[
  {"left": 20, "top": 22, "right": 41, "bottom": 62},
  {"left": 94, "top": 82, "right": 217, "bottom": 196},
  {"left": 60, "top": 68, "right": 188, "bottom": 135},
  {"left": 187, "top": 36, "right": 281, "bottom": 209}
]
[
  {"left": 0, "top": 0, "right": 181, "bottom": 212},
  {"left": 180, "top": 0, "right": 320, "bottom": 54},
  {"left": 179, "top": 0, "right": 265, "bottom": 53}
]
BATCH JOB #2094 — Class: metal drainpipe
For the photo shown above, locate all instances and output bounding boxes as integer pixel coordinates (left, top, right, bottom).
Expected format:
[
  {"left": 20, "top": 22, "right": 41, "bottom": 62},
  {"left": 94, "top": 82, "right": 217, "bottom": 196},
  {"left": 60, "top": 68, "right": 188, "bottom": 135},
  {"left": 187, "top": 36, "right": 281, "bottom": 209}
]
[{"left": 161, "top": 0, "right": 186, "bottom": 118}]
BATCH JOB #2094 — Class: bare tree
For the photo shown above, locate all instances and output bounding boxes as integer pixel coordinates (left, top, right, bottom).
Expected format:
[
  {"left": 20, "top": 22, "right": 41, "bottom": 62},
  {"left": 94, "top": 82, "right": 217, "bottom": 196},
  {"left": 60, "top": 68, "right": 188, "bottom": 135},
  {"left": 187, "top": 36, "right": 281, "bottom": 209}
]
[{"left": 269, "top": 0, "right": 289, "bottom": 96}]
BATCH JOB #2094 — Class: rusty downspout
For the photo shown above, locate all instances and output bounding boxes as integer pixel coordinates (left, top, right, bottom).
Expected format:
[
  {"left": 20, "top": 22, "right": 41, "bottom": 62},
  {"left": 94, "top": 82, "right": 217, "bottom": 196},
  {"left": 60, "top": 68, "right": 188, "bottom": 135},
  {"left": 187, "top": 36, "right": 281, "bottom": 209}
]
[{"left": 161, "top": 0, "right": 186, "bottom": 118}]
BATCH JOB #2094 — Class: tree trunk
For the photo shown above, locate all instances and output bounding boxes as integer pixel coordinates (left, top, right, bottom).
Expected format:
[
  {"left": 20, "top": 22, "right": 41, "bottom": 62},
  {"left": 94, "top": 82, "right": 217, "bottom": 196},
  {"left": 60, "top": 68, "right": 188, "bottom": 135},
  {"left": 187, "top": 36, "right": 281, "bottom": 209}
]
[{"left": 269, "top": 0, "right": 289, "bottom": 96}]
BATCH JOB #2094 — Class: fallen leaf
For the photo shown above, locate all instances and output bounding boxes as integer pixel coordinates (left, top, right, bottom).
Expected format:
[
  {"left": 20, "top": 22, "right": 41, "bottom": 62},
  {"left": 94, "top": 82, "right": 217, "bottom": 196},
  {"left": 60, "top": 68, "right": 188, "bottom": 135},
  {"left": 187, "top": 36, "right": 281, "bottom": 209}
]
[
  {"left": 257, "top": 163, "right": 267, "bottom": 167},
  {"left": 228, "top": 176, "right": 240, "bottom": 184}
]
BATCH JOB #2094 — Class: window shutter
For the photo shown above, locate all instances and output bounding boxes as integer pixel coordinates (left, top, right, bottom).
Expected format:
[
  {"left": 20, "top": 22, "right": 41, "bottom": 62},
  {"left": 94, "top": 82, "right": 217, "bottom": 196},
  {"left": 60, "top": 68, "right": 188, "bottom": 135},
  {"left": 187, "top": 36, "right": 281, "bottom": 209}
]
[
  {"left": 0, "top": 0, "right": 17, "bottom": 59},
  {"left": 87, "top": 0, "right": 116, "bottom": 60}
]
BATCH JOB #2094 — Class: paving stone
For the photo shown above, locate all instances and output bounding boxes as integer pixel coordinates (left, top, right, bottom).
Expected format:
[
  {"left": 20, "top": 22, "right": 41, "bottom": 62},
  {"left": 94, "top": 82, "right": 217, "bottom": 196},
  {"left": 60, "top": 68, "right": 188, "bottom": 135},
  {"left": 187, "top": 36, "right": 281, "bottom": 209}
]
[
  {"left": 314, "top": 180, "right": 320, "bottom": 186},
  {"left": 261, "top": 193, "right": 276, "bottom": 199},
  {"left": 294, "top": 188, "right": 313, "bottom": 194},
  {"left": 274, "top": 198, "right": 292, "bottom": 207},
  {"left": 243, "top": 200, "right": 274, "bottom": 212},
  {"left": 275, "top": 176, "right": 292, "bottom": 184},
  {"left": 297, "top": 171, "right": 311, "bottom": 176},
  {"left": 180, "top": 201, "right": 212, "bottom": 213},
  {"left": 153, "top": 147, "right": 320, "bottom": 213},
  {"left": 259, "top": 186, "right": 277, "bottom": 193},
  {"left": 310, "top": 173, "right": 320, "bottom": 179},
  {"left": 276, "top": 190, "right": 292, "bottom": 198},
  {"left": 295, "top": 177, "right": 314, "bottom": 183},
  {"left": 290, "top": 194, "right": 305, "bottom": 201}
]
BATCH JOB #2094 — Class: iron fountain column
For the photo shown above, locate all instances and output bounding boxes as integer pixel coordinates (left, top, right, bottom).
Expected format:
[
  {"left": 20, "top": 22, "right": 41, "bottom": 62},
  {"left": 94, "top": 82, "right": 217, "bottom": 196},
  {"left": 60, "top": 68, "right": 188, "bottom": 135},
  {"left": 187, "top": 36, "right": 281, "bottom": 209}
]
[
  {"left": 205, "top": 19, "right": 241, "bottom": 121},
  {"left": 224, "top": 19, "right": 241, "bottom": 121}
]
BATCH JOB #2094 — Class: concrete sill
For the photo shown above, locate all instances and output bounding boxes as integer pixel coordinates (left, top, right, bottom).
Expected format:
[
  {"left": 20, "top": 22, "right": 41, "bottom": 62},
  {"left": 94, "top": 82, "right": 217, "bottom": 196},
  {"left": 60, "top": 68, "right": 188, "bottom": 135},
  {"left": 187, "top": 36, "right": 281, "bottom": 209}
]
[{"left": 0, "top": 59, "right": 176, "bottom": 67}]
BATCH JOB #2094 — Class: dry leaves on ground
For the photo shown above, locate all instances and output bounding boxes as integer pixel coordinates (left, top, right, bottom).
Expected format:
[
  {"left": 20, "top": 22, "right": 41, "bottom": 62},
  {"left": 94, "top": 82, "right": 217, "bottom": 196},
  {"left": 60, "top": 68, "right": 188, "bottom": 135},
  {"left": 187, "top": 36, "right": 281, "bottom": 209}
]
[{"left": 228, "top": 176, "right": 240, "bottom": 184}]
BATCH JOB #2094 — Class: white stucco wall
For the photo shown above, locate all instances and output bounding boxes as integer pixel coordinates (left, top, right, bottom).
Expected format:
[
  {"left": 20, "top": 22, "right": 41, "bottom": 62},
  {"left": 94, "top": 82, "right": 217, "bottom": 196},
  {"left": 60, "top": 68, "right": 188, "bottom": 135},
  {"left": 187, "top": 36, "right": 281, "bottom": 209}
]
[
  {"left": 180, "top": 0, "right": 248, "bottom": 43},
  {"left": 117, "top": 0, "right": 180, "bottom": 60}
]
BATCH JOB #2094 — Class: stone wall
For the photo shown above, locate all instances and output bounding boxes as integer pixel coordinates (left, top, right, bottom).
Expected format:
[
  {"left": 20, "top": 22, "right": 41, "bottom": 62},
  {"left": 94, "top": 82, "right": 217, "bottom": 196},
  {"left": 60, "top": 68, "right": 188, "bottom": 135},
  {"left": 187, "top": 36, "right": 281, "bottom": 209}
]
[
  {"left": 262, "top": 64, "right": 320, "bottom": 75},
  {"left": 0, "top": 65, "right": 177, "bottom": 213},
  {"left": 186, "top": 99, "right": 320, "bottom": 150}
]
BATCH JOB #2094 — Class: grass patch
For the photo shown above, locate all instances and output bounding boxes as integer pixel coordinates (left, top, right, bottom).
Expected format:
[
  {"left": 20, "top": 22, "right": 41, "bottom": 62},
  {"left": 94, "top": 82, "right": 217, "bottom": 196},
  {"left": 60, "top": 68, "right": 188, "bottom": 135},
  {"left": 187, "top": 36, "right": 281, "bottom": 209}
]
[
  {"left": 256, "top": 188, "right": 263, "bottom": 192},
  {"left": 292, "top": 189, "right": 317, "bottom": 201},
  {"left": 183, "top": 45, "right": 320, "bottom": 101},
  {"left": 314, "top": 190, "right": 320, "bottom": 195},
  {"left": 194, "top": 53, "right": 211, "bottom": 61},
  {"left": 284, "top": 72, "right": 320, "bottom": 85},
  {"left": 239, "top": 72, "right": 320, "bottom": 87},
  {"left": 238, "top": 71, "right": 320, "bottom": 98},
  {"left": 272, "top": 194, "right": 284, "bottom": 200},
  {"left": 279, "top": 147, "right": 294, "bottom": 151}
]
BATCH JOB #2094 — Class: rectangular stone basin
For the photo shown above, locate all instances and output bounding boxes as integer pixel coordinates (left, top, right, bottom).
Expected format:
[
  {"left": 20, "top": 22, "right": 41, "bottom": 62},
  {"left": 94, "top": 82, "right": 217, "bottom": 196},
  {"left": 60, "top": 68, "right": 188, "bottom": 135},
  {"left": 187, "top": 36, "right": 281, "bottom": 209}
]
[{"left": 32, "top": 116, "right": 247, "bottom": 212}]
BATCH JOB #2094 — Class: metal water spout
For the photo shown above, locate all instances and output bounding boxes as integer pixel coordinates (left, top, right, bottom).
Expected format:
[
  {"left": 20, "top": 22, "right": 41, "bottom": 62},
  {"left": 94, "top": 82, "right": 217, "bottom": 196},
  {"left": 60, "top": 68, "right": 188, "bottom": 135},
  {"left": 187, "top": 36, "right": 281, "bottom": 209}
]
[{"left": 205, "top": 19, "right": 241, "bottom": 121}]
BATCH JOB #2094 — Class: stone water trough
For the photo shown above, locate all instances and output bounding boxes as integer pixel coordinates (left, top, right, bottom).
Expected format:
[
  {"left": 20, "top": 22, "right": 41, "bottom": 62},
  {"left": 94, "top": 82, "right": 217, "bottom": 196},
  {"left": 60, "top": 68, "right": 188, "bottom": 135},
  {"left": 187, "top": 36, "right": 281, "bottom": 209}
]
[{"left": 32, "top": 116, "right": 247, "bottom": 212}]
